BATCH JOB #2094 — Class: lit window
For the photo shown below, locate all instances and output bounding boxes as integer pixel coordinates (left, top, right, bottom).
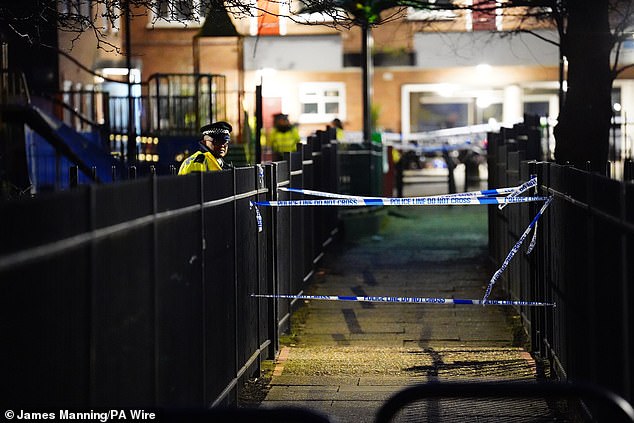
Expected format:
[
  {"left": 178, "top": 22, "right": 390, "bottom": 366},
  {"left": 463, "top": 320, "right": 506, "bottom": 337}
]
[{"left": 299, "top": 82, "right": 346, "bottom": 124}]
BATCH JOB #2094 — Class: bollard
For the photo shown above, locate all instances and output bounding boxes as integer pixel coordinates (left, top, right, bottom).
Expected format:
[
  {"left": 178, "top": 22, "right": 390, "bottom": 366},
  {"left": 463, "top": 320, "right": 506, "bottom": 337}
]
[
  {"left": 129, "top": 165, "right": 137, "bottom": 179},
  {"left": 149, "top": 165, "right": 156, "bottom": 176},
  {"left": 91, "top": 166, "right": 97, "bottom": 182},
  {"left": 112, "top": 165, "right": 117, "bottom": 182}
]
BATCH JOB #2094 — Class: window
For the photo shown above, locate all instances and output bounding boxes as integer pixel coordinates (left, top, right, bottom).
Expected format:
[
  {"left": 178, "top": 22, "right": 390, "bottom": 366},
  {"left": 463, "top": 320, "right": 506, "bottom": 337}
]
[
  {"left": 290, "top": 0, "right": 335, "bottom": 24},
  {"left": 299, "top": 82, "right": 346, "bottom": 124},
  {"left": 99, "top": 0, "right": 120, "bottom": 33},
  {"left": 468, "top": 0, "right": 502, "bottom": 31},
  {"left": 406, "top": 0, "right": 457, "bottom": 21},
  {"left": 59, "top": 0, "right": 91, "bottom": 18},
  {"left": 151, "top": 0, "right": 209, "bottom": 26}
]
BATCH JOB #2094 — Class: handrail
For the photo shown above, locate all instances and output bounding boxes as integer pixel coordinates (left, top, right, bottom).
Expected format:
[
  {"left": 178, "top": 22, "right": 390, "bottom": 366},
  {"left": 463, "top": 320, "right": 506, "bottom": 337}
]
[
  {"left": 0, "top": 70, "right": 31, "bottom": 106},
  {"left": 375, "top": 381, "right": 634, "bottom": 423},
  {"left": 37, "top": 92, "right": 107, "bottom": 131}
]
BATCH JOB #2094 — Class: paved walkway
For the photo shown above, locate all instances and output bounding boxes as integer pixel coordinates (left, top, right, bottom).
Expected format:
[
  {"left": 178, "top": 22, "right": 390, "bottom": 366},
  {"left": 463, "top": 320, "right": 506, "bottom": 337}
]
[{"left": 253, "top": 181, "right": 544, "bottom": 423}]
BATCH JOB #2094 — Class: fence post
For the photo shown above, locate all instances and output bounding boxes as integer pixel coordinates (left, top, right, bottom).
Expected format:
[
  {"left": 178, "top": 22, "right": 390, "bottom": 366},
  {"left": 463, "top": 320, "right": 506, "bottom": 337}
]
[
  {"left": 265, "top": 163, "right": 279, "bottom": 357},
  {"left": 624, "top": 159, "right": 633, "bottom": 181},
  {"left": 69, "top": 166, "right": 78, "bottom": 188}
]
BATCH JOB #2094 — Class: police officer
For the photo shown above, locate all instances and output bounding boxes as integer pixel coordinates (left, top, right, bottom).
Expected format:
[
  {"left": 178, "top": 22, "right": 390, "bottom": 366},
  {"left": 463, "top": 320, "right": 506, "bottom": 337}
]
[
  {"left": 178, "top": 121, "right": 233, "bottom": 175},
  {"left": 267, "top": 113, "right": 300, "bottom": 161}
]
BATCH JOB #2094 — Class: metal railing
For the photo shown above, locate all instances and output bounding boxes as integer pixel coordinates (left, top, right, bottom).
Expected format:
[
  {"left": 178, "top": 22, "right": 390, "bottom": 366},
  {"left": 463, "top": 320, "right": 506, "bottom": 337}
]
[
  {"left": 487, "top": 119, "right": 634, "bottom": 406},
  {"left": 0, "top": 70, "right": 31, "bottom": 106},
  {"left": 0, "top": 136, "right": 339, "bottom": 409}
]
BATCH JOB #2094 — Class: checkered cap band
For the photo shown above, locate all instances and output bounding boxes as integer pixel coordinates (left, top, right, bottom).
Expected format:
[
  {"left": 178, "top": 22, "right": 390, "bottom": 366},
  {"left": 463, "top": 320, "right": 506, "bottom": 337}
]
[{"left": 202, "top": 128, "right": 230, "bottom": 136}]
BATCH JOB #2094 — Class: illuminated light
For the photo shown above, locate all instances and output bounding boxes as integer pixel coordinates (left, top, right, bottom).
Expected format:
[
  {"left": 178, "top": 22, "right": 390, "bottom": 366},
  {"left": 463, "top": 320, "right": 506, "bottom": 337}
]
[
  {"left": 476, "top": 63, "right": 492, "bottom": 73},
  {"left": 562, "top": 81, "right": 568, "bottom": 92},
  {"left": 476, "top": 95, "right": 493, "bottom": 108},
  {"left": 153, "top": 138, "right": 159, "bottom": 144},
  {"left": 109, "top": 134, "right": 115, "bottom": 141},
  {"left": 153, "top": 155, "right": 159, "bottom": 162},
  {"left": 101, "top": 67, "right": 129, "bottom": 76},
  {"left": 115, "top": 134, "right": 122, "bottom": 141},
  {"left": 613, "top": 102, "right": 622, "bottom": 112},
  {"left": 139, "top": 153, "right": 146, "bottom": 161}
]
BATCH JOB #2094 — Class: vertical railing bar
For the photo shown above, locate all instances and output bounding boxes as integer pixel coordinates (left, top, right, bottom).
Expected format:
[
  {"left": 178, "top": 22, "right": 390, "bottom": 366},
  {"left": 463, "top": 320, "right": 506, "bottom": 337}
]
[
  {"left": 232, "top": 167, "right": 239, "bottom": 404},
  {"left": 620, "top": 176, "right": 630, "bottom": 399},
  {"left": 151, "top": 172, "right": 159, "bottom": 404}
]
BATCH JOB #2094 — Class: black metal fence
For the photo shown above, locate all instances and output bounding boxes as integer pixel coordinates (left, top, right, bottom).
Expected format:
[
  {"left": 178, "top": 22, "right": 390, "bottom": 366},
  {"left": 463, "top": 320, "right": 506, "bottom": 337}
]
[
  {"left": 487, "top": 120, "right": 634, "bottom": 405},
  {"left": 0, "top": 138, "right": 338, "bottom": 408}
]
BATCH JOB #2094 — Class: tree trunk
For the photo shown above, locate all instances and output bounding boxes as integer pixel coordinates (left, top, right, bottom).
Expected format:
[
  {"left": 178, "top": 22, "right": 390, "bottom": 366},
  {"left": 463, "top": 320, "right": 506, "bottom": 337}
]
[{"left": 553, "top": 1, "right": 613, "bottom": 171}]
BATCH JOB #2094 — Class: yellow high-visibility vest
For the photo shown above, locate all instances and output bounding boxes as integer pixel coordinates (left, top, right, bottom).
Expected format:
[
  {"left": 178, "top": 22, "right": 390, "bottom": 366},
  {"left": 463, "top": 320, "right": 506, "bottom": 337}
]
[
  {"left": 178, "top": 151, "right": 222, "bottom": 175},
  {"left": 268, "top": 127, "right": 300, "bottom": 154}
]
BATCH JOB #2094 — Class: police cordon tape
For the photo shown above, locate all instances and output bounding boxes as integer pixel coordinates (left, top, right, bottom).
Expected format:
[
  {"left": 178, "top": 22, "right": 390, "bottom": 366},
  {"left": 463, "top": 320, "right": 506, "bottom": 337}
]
[
  {"left": 481, "top": 196, "right": 553, "bottom": 303},
  {"left": 253, "top": 196, "right": 548, "bottom": 207},
  {"left": 280, "top": 177, "right": 535, "bottom": 200},
  {"left": 498, "top": 176, "right": 537, "bottom": 210},
  {"left": 249, "top": 177, "right": 553, "bottom": 304},
  {"left": 251, "top": 293, "right": 555, "bottom": 307}
]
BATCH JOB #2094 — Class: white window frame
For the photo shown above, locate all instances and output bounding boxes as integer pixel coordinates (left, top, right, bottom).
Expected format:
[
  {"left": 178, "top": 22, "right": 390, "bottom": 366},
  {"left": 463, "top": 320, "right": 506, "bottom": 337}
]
[
  {"left": 406, "top": 4, "right": 457, "bottom": 21},
  {"left": 290, "top": 0, "right": 335, "bottom": 24},
  {"left": 149, "top": 0, "right": 206, "bottom": 28},
  {"left": 298, "top": 82, "right": 346, "bottom": 124}
]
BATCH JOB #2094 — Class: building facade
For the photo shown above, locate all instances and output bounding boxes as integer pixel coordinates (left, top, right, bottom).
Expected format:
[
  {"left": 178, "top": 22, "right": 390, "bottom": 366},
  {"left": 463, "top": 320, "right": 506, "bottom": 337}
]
[{"left": 57, "top": 1, "right": 634, "bottom": 156}]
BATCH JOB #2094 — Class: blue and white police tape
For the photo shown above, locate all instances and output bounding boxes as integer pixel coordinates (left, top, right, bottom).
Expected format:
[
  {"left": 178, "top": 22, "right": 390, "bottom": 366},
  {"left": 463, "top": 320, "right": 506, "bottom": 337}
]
[
  {"left": 498, "top": 176, "right": 538, "bottom": 210},
  {"left": 280, "top": 181, "right": 530, "bottom": 201},
  {"left": 394, "top": 141, "right": 475, "bottom": 154},
  {"left": 253, "top": 196, "right": 549, "bottom": 207},
  {"left": 482, "top": 196, "right": 554, "bottom": 303},
  {"left": 251, "top": 293, "right": 555, "bottom": 307},
  {"left": 249, "top": 201, "right": 263, "bottom": 232}
]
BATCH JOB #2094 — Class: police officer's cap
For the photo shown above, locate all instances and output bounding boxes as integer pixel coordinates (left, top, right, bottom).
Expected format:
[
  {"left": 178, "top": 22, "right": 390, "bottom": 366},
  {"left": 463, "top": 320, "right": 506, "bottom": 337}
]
[{"left": 201, "top": 121, "right": 232, "bottom": 136}]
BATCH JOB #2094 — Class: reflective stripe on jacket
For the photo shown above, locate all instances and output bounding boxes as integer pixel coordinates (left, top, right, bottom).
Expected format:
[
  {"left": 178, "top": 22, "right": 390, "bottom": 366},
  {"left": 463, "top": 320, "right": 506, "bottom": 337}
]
[{"left": 178, "top": 151, "right": 222, "bottom": 175}]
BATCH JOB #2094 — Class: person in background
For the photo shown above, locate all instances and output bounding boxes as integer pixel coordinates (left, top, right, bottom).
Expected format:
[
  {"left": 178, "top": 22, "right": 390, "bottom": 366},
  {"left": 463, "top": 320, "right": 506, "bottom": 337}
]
[
  {"left": 267, "top": 113, "right": 300, "bottom": 161},
  {"left": 178, "top": 121, "right": 233, "bottom": 175},
  {"left": 331, "top": 118, "right": 345, "bottom": 141}
]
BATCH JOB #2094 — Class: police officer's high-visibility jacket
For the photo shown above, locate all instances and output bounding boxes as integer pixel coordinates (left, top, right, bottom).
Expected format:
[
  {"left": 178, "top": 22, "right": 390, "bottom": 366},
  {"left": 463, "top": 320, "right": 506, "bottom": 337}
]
[
  {"left": 178, "top": 151, "right": 223, "bottom": 175},
  {"left": 268, "top": 127, "right": 300, "bottom": 154}
]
